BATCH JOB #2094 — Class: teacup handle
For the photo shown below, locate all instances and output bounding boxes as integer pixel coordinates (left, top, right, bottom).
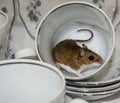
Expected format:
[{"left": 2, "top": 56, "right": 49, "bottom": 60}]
[{"left": 14, "top": 48, "right": 38, "bottom": 60}]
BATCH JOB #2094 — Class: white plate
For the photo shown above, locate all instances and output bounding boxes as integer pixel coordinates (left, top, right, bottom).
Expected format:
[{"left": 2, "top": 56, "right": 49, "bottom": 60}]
[
  {"left": 65, "top": 92, "right": 120, "bottom": 103},
  {"left": 66, "top": 87, "right": 120, "bottom": 100},
  {"left": 66, "top": 92, "right": 120, "bottom": 103},
  {"left": 66, "top": 82, "right": 120, "bottom": 92}
]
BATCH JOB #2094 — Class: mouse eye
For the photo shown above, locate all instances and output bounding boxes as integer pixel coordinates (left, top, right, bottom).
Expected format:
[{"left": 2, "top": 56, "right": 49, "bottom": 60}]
[{"left": 88, "top": 55, "right": 94, "bottom": 61}]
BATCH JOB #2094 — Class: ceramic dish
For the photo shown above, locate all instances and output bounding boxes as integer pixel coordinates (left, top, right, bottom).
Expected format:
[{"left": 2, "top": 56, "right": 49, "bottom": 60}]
[
  {"left": 66, "top": 87, "right": 120, "bottom": 100},
  {"left": 0, "top": 59, "right": 65, "bottom": 103},
  {"left": 66, "top": 82, "right": 120, "bottom": 93},
  {"left": 66, "top": 92, "right": 120, "bottom": 103},
  {"left": 35, "top": 1, "right": 115, "bottom": 80}
]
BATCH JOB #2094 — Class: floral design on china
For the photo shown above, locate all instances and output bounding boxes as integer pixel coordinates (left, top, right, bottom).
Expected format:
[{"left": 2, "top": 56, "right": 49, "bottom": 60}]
[
  {"left": 1, "top": 7, "right": 8, "bottom": 13},
  {"left": 26, "top": 0, "right": 41, "bottom": 28},
  {"left": 93, "top": 0, "right": 105, "bottom": 8},
  {"left": 7, "top": 48, "right": 15, "bottom": 59}
]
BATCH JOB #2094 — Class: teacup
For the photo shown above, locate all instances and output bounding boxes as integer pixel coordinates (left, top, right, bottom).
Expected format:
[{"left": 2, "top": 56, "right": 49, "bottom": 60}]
[
  {"left": 0, "top": 59, "right": 65, "bottom": 103},
  {"left": 0, "top": 59, "right": 89, "bottom": 103},
  {"left": 0, "top": 10, "right": 8, "bottom": 60},
  {"left": 14, "top": 48, "right": 38, "bottom": 59},
  {"left": 35, "top": 1, "right": 115, "bottom": 80}
]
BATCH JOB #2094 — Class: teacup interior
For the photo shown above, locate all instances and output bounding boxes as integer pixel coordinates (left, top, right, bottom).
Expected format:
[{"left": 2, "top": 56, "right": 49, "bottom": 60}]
[
  {"left": 0, "top": 62, "right": 63, "bottom": 103},
  {"left": 37, "top": 3, "right": 114, "bottom": 79}
]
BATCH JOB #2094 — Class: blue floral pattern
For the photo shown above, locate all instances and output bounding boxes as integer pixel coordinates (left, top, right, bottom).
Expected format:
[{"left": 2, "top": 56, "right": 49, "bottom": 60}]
[
  {"left": 1, "top": 7, "right": 8, "bottom": 13},
  {"left": 93, "top": 0, "right": 105, "bottom": 8},
  {"left": 26, "top": 0, "right": 41, "bottom": 22}
]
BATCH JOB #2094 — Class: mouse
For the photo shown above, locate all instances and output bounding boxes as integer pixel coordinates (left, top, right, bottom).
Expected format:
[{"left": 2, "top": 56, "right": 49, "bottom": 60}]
[{"left": 52, "top": 29, "right": 104, "bottom": 76}]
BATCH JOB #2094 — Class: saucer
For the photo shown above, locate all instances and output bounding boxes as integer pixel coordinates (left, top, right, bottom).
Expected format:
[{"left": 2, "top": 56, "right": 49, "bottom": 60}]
[
  {"left": 66, "top": 82, "right": 120, "bottom": 92},
  {"left": 66, "top": 87, "right": 120, "bottom": 100},
  {"left": 18, "top": 0, "right": 116, "bottom": 38}
]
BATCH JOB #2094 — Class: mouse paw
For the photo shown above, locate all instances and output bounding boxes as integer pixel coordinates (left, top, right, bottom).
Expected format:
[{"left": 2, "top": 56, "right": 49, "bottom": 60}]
[{"left": 55, "top": 63, "right": 62, "bottom": 69}]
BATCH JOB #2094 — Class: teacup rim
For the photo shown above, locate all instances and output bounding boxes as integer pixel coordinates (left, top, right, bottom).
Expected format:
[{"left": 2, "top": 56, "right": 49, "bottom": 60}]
[
  {"left": 35, "top": 1, "right": 115, "bottom": 80},
  {"left": 0, "top": 10, "right": 8, "bottom": 29}
]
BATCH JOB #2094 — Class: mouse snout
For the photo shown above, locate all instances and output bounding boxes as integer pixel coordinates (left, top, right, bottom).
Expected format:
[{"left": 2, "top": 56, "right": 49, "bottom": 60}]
[{"left": 97, "top": 59, "right": 104, "bottom": 64}]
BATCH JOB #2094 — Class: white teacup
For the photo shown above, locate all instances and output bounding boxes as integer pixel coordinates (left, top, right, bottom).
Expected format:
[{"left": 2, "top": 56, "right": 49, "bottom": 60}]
[
  {"left": 0, "top": 59, "right": 65, "bottom": 103},
  {"left": 14, "top": 48, "right": 38, "bottom": 59},
  {"left": 0, "top": 59, "right": 89, "bottom": 103},
  {"left": 0, "top": 10, "right": 8, "bottom": 60},
  {"left": 35, "top": 1, "right": 115, "bottom": 80}
]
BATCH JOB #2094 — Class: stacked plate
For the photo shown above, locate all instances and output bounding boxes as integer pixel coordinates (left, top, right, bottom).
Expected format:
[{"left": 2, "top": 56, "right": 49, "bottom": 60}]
[
  {"left": 65, "top": 24, "right": 120, "bottom": 100},
  {"left": 66, "top": 78, "right": 120, "bottom": 100}
]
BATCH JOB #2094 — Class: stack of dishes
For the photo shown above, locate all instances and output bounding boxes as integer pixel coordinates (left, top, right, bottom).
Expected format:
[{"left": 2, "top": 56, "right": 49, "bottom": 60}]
[
  {"left": 35, "top": 1, "right": 120, "bottom": 101},
  {"left": 66, "top": 75, "right": 120, "bottom": 100},
  {"left": 65, "top": 24, "right": 120, "bottom": 100},
  {"left": 66, "top": 67, "right": 120, "bottom": 100}
]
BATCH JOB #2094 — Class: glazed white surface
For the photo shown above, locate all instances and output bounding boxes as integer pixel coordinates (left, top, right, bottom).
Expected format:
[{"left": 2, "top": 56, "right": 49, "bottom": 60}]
[
  {"left": 0, "top": 63, "right": 63, "bottom": 103},
  {"left": 0, "top": 0, "right": 120, "bottom": 103}
]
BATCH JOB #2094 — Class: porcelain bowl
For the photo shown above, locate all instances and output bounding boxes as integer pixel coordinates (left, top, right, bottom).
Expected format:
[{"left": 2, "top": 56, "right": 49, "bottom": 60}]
[
  {"left": 0, "top": 59, "right": 65, "bottom": 103},
  {"left": 35, "top": 1, "right": 115, "bottom": 80}
]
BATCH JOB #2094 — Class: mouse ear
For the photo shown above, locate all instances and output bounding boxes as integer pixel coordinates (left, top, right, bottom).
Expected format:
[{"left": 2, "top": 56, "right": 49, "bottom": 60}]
[
  {"left": 79, "top": 49, "right": 85, "bottom": 57},
  {"left": 82, "top": 44, "right": 88, "bottom": 49}
]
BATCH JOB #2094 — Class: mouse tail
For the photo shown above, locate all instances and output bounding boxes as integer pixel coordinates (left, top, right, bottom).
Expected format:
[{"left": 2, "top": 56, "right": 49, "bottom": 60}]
[{"left": 75, "top": 29, "right": 94, "bottom": 42}]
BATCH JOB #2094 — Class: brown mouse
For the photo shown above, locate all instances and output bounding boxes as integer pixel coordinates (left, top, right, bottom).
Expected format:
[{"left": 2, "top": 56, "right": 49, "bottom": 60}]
[{"left": 52, "top": 39, "right": 104, "bottom": 72}]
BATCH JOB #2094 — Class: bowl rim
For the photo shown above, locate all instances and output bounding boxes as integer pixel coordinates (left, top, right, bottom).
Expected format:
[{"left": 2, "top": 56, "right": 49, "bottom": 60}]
[
  {"left": 35, "top": 1, "right": 115, "bottom": 80},
  {"left": 0, "top": 59, "right": 66, "bottom": 102}
]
